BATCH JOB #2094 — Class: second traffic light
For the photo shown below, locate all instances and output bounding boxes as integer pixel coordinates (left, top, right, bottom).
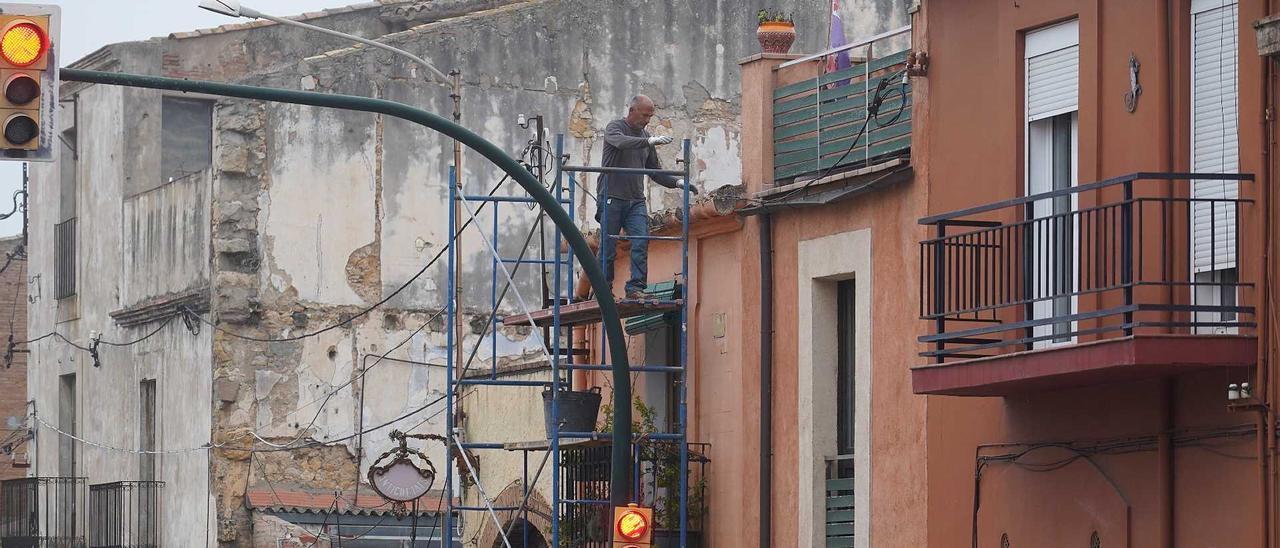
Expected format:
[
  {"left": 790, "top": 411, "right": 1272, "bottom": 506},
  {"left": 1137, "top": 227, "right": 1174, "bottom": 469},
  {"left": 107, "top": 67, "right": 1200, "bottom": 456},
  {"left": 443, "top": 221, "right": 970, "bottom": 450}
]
[
  {"left": 0, "top": 4, "right": 58, "bottom": 161},
  {"left": 612, "top": 504, "right": 653, "bottom": 547}
]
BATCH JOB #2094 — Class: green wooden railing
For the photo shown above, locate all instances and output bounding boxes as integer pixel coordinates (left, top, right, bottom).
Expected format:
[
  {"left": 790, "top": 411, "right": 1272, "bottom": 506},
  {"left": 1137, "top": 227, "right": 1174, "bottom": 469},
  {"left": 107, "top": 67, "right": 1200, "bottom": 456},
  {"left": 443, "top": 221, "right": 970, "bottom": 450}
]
[
  {"left": 772, "top": 36, "right": 913, "bottom": 183},
  {"left": 825, "top": 475, "right": 855, "bottom": 547}
]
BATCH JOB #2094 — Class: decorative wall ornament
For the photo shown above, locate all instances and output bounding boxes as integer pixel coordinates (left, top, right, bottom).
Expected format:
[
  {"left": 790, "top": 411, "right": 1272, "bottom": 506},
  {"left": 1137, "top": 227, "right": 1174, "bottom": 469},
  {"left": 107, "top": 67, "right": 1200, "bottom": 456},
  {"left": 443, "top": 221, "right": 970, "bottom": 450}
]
[{"left": 1125, "top": 53, "right": 1142, "bottom": 113}]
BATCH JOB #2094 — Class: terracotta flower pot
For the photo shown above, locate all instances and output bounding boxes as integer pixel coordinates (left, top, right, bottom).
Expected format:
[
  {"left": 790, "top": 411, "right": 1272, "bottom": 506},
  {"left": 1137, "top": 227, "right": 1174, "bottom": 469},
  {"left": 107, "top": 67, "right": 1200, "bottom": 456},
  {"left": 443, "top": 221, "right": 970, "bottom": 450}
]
[{"left": 757, "top": 21, "right": 796, "bottom": 54}]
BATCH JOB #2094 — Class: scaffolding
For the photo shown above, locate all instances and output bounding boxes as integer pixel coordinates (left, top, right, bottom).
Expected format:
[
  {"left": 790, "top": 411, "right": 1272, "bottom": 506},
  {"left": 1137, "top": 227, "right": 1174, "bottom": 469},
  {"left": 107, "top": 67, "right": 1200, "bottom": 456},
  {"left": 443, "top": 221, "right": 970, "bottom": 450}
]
[{"left": 444, "top": 133, "right": 696, "bottom": 547}]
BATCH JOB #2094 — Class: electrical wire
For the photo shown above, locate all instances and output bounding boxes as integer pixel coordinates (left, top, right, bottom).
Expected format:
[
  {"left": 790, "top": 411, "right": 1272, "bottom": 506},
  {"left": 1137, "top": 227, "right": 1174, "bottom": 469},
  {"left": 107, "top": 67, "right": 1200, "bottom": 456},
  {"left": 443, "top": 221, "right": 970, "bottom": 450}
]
[{"left": 766, "top": 68, "right": 909, "bottom": 206}]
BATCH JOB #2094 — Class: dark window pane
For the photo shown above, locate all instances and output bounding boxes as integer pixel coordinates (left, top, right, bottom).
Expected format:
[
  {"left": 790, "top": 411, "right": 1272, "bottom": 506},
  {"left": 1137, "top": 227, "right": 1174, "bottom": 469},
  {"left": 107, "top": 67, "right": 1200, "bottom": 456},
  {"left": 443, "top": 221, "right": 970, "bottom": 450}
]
[{"left": 161, "top": 97, "right": 213, "bottom": 183}]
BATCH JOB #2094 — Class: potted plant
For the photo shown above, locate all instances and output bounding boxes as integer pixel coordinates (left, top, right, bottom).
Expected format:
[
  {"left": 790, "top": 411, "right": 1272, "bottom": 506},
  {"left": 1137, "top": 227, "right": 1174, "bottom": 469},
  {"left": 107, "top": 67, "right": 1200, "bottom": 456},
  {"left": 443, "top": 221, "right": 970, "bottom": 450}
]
[
  {"left": 757, "top": 8, "right": 796, "bottom": 54},
  {"left": 602, "top": 399, "right": 709, "bottom": 547}
]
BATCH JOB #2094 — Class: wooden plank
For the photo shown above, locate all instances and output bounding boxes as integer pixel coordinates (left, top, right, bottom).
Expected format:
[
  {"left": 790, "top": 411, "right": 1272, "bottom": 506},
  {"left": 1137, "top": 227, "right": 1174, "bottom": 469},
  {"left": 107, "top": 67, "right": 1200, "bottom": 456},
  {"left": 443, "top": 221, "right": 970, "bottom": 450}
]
[
  {"left": 774, "top": 71, "right": 910, "bottom": 118},
  {"left": 826, "top": 478, "right": 855, "bottom": 492},
  {"left": 501, "top": 298, "right": 683, "bottom": 327},
  {"left": 775, "top": 109, "right": 912, "bottom": 154},
  {"left": 826, "top": 535, "right": 857, "bottom": 547},
  {"left": 826, "top": 523, "right": 855, "bottom": 536},
  {"left": 774, "top": 49, "right": 912, "bottom": 99},
  {"left": 774, "top": 120, "right": 912, "bottom": 166},
  {"left": 773, "top": 97, "right": 911, "bottom": 141},
  {"left": 774, "top": 133, "right": 911, "bottom": 180},
  {"left": 826, "top": 495, "right": 856, "bottom": 509},
  {"left": 827, "top": 509, "right": 854, "bottom": 523}
]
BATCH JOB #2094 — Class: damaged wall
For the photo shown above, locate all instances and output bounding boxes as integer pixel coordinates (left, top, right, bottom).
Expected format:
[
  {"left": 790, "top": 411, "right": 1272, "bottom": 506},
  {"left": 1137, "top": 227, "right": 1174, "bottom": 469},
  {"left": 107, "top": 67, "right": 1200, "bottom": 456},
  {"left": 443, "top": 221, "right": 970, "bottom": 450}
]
[{"left": 28, "top": 73, "right": 214, "bottom": 547}]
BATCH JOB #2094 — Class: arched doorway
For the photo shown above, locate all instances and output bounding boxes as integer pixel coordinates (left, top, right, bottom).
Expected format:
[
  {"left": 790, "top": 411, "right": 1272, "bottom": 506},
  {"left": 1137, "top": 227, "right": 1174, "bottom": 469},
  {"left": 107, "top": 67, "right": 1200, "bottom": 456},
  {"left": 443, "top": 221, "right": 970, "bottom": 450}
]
[{"left": 493, "top": 518, "right": 548, "bottom": 548}]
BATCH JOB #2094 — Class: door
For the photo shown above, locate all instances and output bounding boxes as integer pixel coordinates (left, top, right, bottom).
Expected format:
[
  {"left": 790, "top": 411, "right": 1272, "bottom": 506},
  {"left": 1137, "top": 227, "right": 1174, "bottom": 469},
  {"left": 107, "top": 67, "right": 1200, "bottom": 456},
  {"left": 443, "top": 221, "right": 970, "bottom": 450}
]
[{"left": 1026, "top": 20, "right": 1080, "bottom": 346}]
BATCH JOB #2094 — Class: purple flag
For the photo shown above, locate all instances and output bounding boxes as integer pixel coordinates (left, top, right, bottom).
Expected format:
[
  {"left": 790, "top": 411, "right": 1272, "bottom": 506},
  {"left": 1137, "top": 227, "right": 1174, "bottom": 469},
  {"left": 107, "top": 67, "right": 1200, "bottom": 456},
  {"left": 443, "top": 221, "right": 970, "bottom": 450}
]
[{"left": 826, "top": 0, "right": 851, "bottom": 89}]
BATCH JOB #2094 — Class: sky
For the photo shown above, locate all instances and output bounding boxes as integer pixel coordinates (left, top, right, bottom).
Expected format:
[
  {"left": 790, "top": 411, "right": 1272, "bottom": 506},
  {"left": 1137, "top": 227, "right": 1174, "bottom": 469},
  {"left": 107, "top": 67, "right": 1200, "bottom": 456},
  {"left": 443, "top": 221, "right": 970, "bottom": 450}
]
[{"left": 0, "top": 0, "right": 353, "bottom": 237}]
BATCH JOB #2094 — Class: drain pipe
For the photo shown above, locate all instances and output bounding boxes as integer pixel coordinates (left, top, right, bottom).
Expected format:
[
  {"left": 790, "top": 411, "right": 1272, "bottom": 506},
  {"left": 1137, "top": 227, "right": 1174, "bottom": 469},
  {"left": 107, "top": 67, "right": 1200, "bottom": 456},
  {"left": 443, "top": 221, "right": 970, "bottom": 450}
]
[{"left": 759, "top": 212, "right": 774, "bottom": 548}]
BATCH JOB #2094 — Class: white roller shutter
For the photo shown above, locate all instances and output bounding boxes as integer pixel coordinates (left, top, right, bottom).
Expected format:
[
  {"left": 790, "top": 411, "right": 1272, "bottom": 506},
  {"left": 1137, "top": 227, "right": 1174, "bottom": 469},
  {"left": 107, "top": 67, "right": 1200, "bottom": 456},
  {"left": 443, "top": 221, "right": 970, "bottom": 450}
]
[
  {"left": 1191, "top": 0, "right": 1239, "bottom": 273},
  {"left": 1026, "top": 20, "right": 1079, "bottom": 122}
]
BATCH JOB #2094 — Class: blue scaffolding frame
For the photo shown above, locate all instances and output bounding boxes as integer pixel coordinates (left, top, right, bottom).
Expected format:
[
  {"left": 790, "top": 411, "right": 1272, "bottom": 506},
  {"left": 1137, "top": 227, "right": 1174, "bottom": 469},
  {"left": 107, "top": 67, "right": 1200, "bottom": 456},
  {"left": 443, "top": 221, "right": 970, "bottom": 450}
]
[{"left": 444, "top": 133, "right": 694, "bottom": 547}]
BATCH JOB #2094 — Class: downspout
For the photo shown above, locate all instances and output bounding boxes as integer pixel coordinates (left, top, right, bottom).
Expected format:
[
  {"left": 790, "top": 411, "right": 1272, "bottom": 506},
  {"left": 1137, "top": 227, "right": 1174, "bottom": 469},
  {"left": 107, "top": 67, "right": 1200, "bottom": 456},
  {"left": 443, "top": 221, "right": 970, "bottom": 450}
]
[
  {"left": 1258, "top": 0, "right": 1276, "bottom": 544},
  {"left": 1157, "top": 379, "right": 1174, "bottom": 548},
  {"left": 758, "top": 212, "right": 774, "bottom": 548},
  {"left": 1158, "top": 2, "right": 1175, "bottom": 546}
]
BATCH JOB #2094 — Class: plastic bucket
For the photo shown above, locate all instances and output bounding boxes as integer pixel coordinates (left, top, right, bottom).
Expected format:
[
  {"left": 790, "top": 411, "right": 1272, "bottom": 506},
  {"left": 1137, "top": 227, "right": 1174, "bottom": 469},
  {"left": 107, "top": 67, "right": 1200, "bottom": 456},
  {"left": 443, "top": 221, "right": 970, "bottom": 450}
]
[{"left": 542, "top": 386, "right": 602, "bottom": 438}]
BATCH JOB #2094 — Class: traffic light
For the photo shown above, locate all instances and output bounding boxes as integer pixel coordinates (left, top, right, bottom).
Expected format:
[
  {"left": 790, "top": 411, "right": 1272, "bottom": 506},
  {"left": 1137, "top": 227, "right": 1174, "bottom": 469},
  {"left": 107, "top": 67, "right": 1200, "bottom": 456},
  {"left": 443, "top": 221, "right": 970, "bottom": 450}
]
[
  {"left": 612, "top": 503, "right": 652, "bottom": 547},
  {"left": 0, "top": 3, "right": 58, "bottom": 161}
]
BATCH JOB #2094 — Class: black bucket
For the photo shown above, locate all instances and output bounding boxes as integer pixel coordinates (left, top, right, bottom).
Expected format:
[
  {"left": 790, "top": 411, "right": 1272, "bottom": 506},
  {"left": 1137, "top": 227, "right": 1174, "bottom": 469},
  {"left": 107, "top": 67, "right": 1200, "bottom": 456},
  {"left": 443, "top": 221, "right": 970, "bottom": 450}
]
[{"left": 542, "top": 386, "right": 602, "bottom": 438}]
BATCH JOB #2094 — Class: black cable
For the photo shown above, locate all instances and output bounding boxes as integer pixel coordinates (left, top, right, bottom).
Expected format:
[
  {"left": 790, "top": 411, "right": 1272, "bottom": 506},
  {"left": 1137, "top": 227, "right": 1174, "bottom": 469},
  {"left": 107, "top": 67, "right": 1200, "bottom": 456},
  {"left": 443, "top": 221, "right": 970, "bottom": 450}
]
[
  {"left": 99, "top": 315, "right": 176, "bottom": 347},
  {"left": 770, "top": 69, "right": 908, "bottom": 204}
]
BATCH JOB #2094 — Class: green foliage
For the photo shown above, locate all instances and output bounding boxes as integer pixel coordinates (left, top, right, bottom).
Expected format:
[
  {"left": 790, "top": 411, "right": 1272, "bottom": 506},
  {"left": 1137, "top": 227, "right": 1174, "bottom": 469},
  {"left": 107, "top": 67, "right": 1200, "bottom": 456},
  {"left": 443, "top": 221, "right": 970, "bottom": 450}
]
[
  {"left": 757, "top": 8, "right": 793, "bottom": 25},
  {"left": 602, "top": 397, "right": 707, "bottom": 531}
]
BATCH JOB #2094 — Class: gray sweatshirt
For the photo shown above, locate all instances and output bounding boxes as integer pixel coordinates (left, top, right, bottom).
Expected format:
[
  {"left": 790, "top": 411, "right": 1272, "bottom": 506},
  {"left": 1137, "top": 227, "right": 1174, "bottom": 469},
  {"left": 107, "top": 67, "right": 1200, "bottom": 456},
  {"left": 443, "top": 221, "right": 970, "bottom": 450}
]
[{"left": 599, "top": 119, "right": 681, "bottom": 200}]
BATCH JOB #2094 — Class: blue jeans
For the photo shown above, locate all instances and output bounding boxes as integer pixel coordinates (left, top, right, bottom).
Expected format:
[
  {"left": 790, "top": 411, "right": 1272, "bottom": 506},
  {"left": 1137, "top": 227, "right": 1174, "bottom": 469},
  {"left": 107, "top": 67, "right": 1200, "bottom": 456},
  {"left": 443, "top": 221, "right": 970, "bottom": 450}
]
[{"left": 597, "top": 197, "right": 648, "bottom": 295}]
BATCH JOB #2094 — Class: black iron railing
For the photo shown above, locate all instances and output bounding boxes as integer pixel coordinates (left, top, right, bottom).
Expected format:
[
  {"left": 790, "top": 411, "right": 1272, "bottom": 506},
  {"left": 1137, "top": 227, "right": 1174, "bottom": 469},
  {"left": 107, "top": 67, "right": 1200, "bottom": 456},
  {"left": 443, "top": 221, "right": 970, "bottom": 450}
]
[
  {"left": 88, "top": 481, "right": 162, "bottom": 548},
  {"left": 919, "top": 172, "right": 1255, "bottom": 361},
  {"left": 53, "top": 217, "right": 75, "bottom": 300},
  {"left": 0, "top": 477, "right": 87, "bottom": 547},
  {"left": 558, "top": 441, "right": 711, "bottom": 547}
]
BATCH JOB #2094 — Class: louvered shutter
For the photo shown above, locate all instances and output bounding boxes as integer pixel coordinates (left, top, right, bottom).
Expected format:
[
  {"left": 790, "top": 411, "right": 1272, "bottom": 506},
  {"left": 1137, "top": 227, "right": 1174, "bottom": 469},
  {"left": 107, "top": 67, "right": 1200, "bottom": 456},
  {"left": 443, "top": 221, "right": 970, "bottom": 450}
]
[
  {"left": 1027, "top": 20, "right": 1079, "bottom": 122},
  {"left": 1191, "top": 0, "right": 1239, "bottom": 273}
]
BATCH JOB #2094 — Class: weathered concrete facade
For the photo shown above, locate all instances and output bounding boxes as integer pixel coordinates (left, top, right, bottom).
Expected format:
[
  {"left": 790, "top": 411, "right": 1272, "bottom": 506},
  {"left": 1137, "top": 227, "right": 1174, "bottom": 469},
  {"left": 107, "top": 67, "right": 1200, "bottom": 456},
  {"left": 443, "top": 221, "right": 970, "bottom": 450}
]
[{"left": 23, "top": 0, "right": 895, "bottom": 545}]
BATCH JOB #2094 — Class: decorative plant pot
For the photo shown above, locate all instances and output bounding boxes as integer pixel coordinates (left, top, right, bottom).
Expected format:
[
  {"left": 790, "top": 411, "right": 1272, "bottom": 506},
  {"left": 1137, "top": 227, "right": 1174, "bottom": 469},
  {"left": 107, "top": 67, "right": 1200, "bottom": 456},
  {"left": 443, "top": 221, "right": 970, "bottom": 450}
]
[
  {"left": 757, "top": 22, "right": 796, "bottom": 54},
  {"left": 542, "top": 386, "right": 602, "bottom": 438}
]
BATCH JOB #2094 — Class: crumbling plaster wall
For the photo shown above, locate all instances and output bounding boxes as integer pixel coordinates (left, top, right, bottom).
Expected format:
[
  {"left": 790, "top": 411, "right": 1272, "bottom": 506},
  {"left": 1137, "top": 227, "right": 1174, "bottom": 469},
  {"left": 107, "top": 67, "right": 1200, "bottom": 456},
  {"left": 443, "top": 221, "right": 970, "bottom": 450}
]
[{"left": 28, "top": 51, "right": 214, "bottom": 547}]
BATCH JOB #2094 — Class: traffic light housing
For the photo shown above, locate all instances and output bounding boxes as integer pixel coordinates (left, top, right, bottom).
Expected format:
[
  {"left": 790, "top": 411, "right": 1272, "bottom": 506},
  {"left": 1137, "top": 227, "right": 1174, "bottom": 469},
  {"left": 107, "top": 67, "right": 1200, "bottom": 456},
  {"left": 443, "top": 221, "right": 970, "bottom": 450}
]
[
  {"left": 612, "top": 504, "right": 653, "bottom": 547},
  {"left": 0, "top": 3, "right": 58, "bottom": 161}
]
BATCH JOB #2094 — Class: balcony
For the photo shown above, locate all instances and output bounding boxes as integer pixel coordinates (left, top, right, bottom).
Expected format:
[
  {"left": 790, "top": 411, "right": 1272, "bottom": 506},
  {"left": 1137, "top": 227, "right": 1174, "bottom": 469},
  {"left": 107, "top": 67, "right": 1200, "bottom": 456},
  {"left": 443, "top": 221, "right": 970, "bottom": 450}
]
[
  {"left": 770, "top": 26, "right": 913, "bottom": 185},
  {"left": 1, "top": 477, "right": 87, "bottom": 548},
  {"left": 913, "top": 173, "right": 1257, "bottom": 396},
  {"left": 88, "top": 481, "right": 162, "bottom": 548},
  {"left": 738, "top": 26, "right": 914, "bottom": 217}
]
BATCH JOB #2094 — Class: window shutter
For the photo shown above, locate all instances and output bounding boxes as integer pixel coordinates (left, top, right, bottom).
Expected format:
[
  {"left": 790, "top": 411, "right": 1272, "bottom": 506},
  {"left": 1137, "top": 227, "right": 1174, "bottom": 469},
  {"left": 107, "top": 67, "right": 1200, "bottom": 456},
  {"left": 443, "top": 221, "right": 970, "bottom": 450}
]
[
  {"left": 1191, "top": 1, "right": 1238, "bottom": 273},
  {"left": 1026, "top": 20, "right": 1079, "bottom": 122}
]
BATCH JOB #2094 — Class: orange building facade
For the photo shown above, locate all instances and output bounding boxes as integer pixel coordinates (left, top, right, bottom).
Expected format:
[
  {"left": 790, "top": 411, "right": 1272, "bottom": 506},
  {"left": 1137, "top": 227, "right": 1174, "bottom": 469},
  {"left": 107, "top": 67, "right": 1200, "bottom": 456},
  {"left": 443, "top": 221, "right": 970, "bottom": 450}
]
[{"left": 580, "top": 0, "right": 1280, "bottom": 546}]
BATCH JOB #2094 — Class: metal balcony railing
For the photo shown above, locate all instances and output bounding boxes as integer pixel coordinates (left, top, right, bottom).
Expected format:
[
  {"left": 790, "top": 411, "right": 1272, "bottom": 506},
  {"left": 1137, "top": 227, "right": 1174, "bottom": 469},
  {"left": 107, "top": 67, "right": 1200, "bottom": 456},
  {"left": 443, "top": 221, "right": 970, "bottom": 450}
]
[
  {"left": 53, "top": 217, "right": 75, "bottom": 300},
  {"left": 772, "top": 25, "right": 913, "bottom": 184},
  {"left": 557, "top": 440, "right": 710, "bottom": 547},
  {"left": 919, "top": 172, "right": 1255, "bottom": 362},
  {"left": 0, "top": 477, "right": 88, "bottom": 548},
  {"left": 88, "top": 481, "right": 162, "bottom": 548}
]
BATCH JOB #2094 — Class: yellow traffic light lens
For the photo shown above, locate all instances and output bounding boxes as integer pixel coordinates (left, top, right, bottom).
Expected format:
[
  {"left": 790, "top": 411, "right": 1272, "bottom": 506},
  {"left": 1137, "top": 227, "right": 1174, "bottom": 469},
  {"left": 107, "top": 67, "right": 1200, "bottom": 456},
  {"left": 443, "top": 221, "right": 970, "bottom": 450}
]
[
  {"left": 3, "top": 113, "right": 37, "bottom": 145},
  {"left": 616, "top": 510, "right": 649, "bottom": 540},
  {"left": 4, "top": 74, "right": 37, "bottom": 105},
  {"left": 1, "top": 22, "right": 45, "bottom": 67}
]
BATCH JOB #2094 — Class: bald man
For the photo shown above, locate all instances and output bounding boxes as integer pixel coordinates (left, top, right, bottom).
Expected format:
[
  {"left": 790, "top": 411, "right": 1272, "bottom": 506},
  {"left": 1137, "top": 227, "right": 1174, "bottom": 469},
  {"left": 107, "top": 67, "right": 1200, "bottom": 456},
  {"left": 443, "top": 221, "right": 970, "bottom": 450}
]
[{"left": 596, "top": 94, "right": 697, "bottom": 299}]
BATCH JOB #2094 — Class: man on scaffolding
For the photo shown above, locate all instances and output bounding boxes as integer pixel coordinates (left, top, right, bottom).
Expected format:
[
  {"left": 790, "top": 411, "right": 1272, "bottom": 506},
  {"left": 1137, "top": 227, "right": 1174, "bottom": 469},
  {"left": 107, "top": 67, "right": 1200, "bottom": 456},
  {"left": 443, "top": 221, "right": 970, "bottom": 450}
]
[{"left": 596, "top": 94, "right": 697, "bottom": 299}]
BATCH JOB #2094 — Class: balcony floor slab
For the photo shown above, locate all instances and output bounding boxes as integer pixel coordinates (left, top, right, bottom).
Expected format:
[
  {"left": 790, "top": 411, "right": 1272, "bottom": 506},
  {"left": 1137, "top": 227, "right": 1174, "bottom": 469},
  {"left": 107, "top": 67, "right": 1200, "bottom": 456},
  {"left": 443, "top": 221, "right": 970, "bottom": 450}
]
[{"left": 911, "top": 334, "right": 1256, "bottom": 396}]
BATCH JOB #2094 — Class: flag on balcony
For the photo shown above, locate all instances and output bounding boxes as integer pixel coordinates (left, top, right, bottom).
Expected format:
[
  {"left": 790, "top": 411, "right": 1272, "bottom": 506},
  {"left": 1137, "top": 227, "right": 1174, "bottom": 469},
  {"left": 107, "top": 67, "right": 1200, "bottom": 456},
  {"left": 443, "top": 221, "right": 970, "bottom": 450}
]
[{"left": 826, "top": 0, "right": 852, "bottom": 89}]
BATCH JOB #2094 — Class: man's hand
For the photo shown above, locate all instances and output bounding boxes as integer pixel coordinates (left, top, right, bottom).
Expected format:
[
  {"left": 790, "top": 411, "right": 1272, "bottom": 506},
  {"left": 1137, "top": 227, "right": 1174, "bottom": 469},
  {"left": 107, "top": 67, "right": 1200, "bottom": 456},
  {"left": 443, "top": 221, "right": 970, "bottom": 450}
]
[{"left": 647, "top": 135, "right": 673, "bottom": 146}]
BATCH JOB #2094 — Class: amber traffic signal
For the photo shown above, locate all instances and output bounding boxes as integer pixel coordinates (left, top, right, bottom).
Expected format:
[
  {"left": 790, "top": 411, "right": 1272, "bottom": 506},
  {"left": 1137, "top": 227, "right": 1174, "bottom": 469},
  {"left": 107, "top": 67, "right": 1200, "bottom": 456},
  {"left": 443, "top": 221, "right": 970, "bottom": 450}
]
[
  {"left": 612, "top": 503, "right": 652, "bottom": 547},
  {"left": 0, "top": 4, "right": 58, "bottom": 161}
]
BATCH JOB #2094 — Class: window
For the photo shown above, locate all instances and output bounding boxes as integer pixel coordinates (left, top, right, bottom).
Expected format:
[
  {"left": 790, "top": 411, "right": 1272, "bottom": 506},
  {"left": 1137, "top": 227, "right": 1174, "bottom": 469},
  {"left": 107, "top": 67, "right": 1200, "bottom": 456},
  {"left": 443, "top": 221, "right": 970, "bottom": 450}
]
[
  {"left": 1026, "top": 20, "right": 1080, "bottom": 346},
  {"left": 139, "top": 379, "right": 156, "bottom": 482},
  {"left": 1191, "top": 0, "right": 1239, "bottom": 329},
  {"left": 160, "top": 97, "right": 213, "bottom": 183},
  {"left": 54, "top": 128, "right": 75, "bottom": 300},
  {"left": 58, "top": 373, "right": 75, "bottom": 477},
  {"left": 835, "top": 279, "right": 856, "bottom": 480}
]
